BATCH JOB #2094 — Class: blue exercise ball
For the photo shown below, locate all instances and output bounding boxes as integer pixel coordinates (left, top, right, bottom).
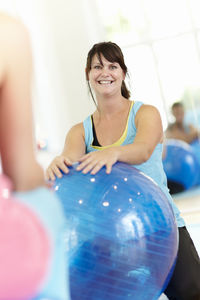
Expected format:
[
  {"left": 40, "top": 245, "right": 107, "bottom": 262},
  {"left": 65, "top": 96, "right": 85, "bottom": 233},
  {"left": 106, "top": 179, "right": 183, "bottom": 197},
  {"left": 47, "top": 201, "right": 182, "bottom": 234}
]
[
  {"left": 163, "top": 139, "right": 200, "bottom": 189},
  {"left": 190, "top": 139, "right": 200, "bottom": 165},
  {"left": 190, "top": 139, "right": 200, "bottom": 185},
  {"left": 54, "top": 162, "right": 178, "bottom": 300}
]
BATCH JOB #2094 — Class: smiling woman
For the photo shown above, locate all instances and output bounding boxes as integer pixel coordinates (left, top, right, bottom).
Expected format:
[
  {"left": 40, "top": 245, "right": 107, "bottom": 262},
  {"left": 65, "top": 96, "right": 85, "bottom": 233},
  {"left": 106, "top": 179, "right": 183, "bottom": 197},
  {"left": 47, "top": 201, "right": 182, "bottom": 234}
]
[
  {"left": 46, "top": 41, "right": 200, "bottom": 300},
  {"left": 85, "top": 42, "right": 130, "bottom": 105}
]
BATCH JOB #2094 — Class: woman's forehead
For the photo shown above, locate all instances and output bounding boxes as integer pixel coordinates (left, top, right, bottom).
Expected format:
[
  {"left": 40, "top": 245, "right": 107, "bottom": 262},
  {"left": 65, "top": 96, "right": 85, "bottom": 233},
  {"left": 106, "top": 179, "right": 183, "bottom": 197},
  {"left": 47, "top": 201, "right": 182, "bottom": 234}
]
[{"left": 91, "top": 53, "right": 118, "bottom": 65}]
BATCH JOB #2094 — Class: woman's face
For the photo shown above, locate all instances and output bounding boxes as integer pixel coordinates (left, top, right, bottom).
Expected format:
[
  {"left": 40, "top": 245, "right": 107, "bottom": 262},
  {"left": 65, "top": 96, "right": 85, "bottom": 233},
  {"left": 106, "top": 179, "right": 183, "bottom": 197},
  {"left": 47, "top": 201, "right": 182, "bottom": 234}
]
[
  {"left": 88, "top": 54, "right": 125, "bottom": 98},
  {"left": 172, "top": 106, "right": 185, "bottom": 124}
]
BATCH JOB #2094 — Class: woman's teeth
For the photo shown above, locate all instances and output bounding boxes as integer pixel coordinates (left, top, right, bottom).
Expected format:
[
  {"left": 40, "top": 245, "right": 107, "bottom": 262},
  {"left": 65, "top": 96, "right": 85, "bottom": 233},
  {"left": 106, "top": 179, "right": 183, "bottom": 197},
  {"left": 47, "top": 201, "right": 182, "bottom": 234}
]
[{"left": 98, "top": 80, "right": 113, "bottom": 84}]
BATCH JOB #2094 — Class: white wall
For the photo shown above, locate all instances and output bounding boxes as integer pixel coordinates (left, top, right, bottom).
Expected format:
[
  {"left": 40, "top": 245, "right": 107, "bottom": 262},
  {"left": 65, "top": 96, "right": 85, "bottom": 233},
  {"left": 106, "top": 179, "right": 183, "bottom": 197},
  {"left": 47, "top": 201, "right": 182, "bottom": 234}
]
[{"left": 0, "top": 0, "right": 105, "bottom": 153}]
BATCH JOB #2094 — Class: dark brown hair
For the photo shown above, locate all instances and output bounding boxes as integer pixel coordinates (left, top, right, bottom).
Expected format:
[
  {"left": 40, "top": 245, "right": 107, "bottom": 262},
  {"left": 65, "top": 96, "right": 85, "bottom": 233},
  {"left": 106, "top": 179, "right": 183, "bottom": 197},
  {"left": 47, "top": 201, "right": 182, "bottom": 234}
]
[
  {"left": 85, "top": 42, "right": 131, "bottom": 104},
  {"left": 171, "top": 102, "right": 184, "bottom": 110}
]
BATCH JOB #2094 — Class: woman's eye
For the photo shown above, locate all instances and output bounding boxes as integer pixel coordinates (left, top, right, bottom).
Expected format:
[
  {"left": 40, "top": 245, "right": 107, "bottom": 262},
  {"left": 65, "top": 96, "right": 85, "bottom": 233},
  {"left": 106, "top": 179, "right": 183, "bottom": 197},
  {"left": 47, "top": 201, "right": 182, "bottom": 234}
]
[
  {"left": 110, "top": 65, "right": 117, "bottom": 69},
  {"left": 94, "top": 65, "right": 101, "bottom": 69}
]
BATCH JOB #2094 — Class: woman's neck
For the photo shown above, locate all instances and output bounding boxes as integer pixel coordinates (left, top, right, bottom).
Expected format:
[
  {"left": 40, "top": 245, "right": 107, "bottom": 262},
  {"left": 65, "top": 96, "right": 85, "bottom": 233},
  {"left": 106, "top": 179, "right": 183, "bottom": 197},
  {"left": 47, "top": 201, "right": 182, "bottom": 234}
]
[
  {"left": 95, "top": 94, "right": 130, "bottom": 118},
  {"left": 175, "top": 121, "right": 184, "bottom": 129}
]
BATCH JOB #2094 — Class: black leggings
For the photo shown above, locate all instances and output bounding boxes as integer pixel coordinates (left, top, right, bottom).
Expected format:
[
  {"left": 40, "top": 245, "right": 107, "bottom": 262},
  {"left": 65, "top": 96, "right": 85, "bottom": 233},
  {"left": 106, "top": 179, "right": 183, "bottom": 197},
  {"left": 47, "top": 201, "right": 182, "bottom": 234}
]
[
  {"left": 167, "top": 180, "right": 185, "bottom": 195},
  {"left": 164, "top": 227, "right": 200, "bottom": 300}
]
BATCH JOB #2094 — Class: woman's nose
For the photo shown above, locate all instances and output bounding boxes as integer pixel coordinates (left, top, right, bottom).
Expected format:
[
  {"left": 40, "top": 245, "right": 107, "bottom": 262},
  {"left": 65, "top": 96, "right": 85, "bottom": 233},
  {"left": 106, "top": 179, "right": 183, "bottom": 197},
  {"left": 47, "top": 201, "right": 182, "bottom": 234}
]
[{"left": 101, "top": 67, "right": 110, "bottom": 76}]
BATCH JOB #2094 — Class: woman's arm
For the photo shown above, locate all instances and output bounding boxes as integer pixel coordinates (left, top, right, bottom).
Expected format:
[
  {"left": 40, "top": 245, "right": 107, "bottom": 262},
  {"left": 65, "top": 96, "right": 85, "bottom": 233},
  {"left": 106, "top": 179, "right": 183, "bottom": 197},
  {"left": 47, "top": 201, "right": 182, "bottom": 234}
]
[
  {"left": 117, "top": 104, "right": 163, "bottom": 164},
  {"left": 46, "top": 123, "right": 86, "bottom": 180},
  {"left": 77, "top": 105, "right": 163, "bottom": 174},
  {"left": 0, "top": 15, "right": 45, "bottom": 191}
]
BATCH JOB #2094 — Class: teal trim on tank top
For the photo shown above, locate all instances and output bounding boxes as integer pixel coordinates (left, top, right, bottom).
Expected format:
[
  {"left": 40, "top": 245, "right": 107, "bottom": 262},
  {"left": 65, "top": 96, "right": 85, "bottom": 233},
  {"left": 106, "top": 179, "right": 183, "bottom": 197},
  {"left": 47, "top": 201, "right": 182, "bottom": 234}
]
[{"left": 83, "top": 101, "right": 185, "bottom": 227}]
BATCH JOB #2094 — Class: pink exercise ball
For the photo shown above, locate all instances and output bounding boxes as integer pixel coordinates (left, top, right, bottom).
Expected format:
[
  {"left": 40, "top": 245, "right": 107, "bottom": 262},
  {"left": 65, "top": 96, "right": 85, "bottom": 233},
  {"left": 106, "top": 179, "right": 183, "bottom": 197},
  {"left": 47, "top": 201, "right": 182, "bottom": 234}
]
[{"left": 0, "top": 175, "right": 51, "bottom": 300}]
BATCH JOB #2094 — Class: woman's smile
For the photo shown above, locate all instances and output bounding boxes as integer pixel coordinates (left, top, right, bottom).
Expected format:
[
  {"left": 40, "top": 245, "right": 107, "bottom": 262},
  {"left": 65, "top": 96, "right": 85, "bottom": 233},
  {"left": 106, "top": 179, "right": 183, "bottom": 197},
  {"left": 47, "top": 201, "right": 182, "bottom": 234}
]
[{"left": 98, "top": 80, "right": 114, "bottom": 85}]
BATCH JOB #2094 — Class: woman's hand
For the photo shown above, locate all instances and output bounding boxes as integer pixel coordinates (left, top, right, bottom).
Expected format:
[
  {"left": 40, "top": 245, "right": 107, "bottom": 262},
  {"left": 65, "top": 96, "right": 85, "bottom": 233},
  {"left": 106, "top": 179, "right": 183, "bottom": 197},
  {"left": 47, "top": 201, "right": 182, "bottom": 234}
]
[
  {"left": 46, "top": 156, "right": 72, "bottom": 181},
  {"left": 77, "top": 147, "right": 119, "bottom": 175}
]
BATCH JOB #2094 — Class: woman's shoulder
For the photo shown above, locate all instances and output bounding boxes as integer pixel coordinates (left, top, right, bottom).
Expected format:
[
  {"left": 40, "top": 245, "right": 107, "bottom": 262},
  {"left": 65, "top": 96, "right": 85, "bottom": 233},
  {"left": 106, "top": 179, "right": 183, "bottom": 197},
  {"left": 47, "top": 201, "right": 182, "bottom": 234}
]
[
  {"left": 132, "top": 100, "right": 157, "bottom": 111},
  {"left": 133, "top": 101, "right": 160, "bottom": 115},
  {"left": 134, "top": 103, "right": 162, "bottom": 128},
  {"left": 69, "top": 122, "right": 85, "bottom": 136}
]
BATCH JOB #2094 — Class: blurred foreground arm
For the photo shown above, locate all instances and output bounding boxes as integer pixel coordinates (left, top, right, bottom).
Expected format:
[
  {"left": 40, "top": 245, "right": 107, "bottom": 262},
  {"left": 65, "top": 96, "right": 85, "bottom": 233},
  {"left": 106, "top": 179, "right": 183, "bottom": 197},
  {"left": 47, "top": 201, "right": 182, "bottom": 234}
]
[{"left": 0, "top": 14, "right": 45, "bottom": 190}]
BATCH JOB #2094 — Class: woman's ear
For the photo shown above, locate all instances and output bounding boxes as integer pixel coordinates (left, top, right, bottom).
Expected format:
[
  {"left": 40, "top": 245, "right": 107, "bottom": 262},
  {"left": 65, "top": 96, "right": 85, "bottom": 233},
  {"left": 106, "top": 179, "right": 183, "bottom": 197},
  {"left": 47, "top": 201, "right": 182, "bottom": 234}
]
[
  {"left": 123, "top": 71, "right": 126, "bottom": 81},
  {"left": 85, "top": 68, "right": 89, "bottom": 81}
]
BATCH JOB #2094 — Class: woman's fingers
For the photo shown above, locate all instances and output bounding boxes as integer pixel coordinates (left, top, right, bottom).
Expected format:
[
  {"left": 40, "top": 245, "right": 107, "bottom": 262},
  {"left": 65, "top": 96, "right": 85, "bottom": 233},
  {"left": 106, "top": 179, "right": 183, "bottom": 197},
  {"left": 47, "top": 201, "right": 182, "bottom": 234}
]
[
  {"left": 90, "top": 161, "right": 105, "bottom": 175},
  {"left": 78, "top": 154, "right": 88, "bottom": 162},
  {"left": 106, "top": 163, "right": 112, "bottom": 174},
  {"left": 46, "top": 156, "right": 72, "bottom": 180},
  {"left": 77, "top": 150, "right": 116, "bottom": 174},
  {"left": 46, "top": 168, "right": 56, "bottom": 181},
  {"left": 81, "top": 160, "right": 99, "bottom": 174},
  {"left": 77, "top": 157, "right": 106, "bottom": 174},
  {"left": 57, "top": 162, "right": 70, "bottom": 175},
  {"left": 76, "top": 155, "right": 92, "bottom": 171},
  {"left": 52, "top": 165, "right": 64, "bottom": 178},
  {"left": 64, "top": 157, "right": 73, "bottom": 166}
]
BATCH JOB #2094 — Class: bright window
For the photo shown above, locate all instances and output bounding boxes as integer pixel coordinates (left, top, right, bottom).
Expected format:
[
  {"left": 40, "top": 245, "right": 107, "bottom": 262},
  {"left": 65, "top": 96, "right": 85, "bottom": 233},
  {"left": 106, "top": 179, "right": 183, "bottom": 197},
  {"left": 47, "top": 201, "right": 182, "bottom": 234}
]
[{"left": 96, "top": 0, "right": 200, "bottom": 129}]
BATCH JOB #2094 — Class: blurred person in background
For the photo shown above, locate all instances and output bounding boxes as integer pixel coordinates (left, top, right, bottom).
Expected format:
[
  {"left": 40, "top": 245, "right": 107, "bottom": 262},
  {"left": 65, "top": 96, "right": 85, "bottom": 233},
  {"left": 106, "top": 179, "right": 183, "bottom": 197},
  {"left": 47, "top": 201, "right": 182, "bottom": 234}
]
[{"left": 165, "top": 102, "right": 199, "bottom": 144}]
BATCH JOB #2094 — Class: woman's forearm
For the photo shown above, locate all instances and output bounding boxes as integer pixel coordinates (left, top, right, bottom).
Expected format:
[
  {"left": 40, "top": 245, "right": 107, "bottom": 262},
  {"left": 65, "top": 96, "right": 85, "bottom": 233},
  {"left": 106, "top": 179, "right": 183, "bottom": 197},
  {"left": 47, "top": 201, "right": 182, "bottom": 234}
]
[{"left": 116, "top": 142, "right": 152, "bottom": 165}]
